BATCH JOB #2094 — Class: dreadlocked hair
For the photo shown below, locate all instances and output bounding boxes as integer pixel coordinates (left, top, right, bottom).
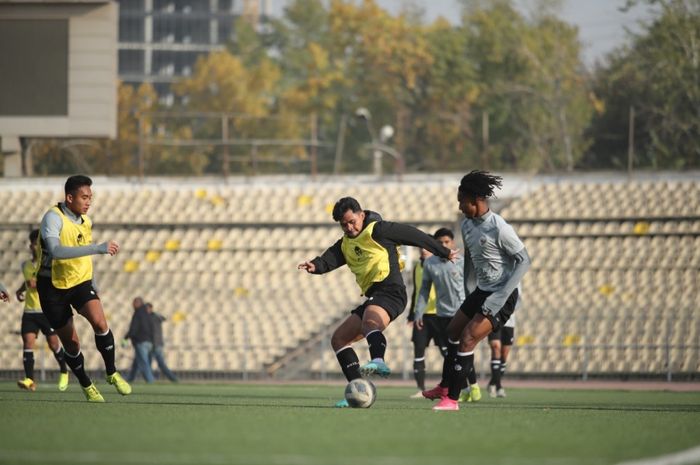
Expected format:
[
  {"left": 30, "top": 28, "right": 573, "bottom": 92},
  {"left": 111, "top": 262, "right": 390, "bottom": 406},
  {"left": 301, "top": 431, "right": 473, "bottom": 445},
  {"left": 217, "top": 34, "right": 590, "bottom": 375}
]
[{"left": 458, "top": 170, "right": 503, "bottom": 199}]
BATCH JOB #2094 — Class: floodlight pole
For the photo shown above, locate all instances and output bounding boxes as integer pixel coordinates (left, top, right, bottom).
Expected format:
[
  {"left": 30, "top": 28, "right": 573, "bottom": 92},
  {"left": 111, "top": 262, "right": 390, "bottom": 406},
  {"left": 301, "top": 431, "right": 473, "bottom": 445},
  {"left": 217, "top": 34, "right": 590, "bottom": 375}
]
[
  {"left": 222, "top": 114, "right": 230, "bottom": 179},
  {"left": 627, "top": 106, "right": 635, "bottom": 178},
  {"left": 310, "top": 113, "right": 318, "bottom": 179},
  {"left": 355, "top": 107, "right": 383, "bottom": 177},
  {"left": 137, "top": 115, "right": 145, "bottom": 180},
  {"left": 333, "top": 114, "right": 348, "bottom": 174}
]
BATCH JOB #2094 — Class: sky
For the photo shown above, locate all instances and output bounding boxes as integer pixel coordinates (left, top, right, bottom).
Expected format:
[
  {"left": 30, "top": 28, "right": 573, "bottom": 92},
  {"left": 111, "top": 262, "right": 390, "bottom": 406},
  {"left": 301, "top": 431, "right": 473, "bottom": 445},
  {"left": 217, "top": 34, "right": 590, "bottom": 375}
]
[{"left": 265, "top": 0, "right": 659, "bottom": 66}]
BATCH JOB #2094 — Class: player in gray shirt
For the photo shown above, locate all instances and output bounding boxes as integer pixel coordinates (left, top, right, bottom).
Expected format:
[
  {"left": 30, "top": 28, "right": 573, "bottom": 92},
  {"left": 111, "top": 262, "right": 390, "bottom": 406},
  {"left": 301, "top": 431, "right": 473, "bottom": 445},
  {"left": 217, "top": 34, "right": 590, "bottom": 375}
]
[
  {"left": 415, "top": 229, "right": 465, "bottom": 321},
  {"left": 412, "top": 228, "right": 465, "bottom": 397},
  {"left": 430, "top": 170, "right": 531, "bottom": 411}
]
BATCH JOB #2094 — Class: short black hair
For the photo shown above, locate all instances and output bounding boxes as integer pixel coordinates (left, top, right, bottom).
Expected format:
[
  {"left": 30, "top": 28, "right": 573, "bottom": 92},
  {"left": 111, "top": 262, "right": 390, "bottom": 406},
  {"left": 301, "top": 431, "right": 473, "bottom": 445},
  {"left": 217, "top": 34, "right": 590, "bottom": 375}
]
[
  {"left": 332, "top": 197, "right": 362, "bottom": 221},
  {"left": 65, "top": 175, "right": 92, "bottom": 196},
  {"left": 458, "top": 170, "right": 502, "bottom": 199},
  {"left": 433, "top": 227, "right": 453, "bottom": 239},
  {"left": 29, "top": 229, "right": 39, "bottom": 243}
]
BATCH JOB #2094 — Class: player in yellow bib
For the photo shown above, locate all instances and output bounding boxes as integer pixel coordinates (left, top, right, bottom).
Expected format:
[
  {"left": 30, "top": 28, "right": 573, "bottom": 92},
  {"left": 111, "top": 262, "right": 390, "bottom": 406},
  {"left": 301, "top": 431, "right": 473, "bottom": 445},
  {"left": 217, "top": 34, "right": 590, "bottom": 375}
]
[
  {"left": 15, "top": 229, "right": 69, "bottom": 392},
  {"left": 36, "top": 175, "right": 131, "bottom": 402},
  {"left": 298, "top": 197, "right": 457, "bottom": 407},
  {"left": 407, "top": 248, "right": 437, "bottom": 398}
]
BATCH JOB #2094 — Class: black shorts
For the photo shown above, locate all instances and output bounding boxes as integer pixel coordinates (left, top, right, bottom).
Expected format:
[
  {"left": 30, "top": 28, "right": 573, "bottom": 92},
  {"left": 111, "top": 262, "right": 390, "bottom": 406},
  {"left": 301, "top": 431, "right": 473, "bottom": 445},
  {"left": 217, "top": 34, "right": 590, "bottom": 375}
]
[
  {"left": 21, "top": 312, "right": 56, "bottom": 336},
  {"left": 351, "top": 284, "right": 407, "bottom": 322},
  {"left": 488, "top": 326, "right": 515, "bottom": 345},
  {"left": 459, "top": 287, "right": 518, "bottom": 333},
  {"left": 37, "top": 277, "right": 99, "bottom": 330},
  {"left": 412, "top": 315, "right": 451, "bottom": 349}
]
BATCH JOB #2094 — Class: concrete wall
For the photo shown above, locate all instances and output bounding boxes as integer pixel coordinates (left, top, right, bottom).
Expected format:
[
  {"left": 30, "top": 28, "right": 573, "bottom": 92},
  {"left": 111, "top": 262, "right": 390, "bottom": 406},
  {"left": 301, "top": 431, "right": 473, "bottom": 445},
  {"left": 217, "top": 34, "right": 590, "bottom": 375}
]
[{"left": 0, "top": 1, "right": 117, "bottom": 139}]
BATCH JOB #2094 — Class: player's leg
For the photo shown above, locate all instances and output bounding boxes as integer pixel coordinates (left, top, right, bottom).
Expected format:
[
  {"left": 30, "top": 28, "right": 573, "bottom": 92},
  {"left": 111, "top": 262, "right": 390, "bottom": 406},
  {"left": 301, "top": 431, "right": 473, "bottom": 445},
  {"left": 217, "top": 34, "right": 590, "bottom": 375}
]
[
  {"left": 410, "top": 323, "right": 429, "bottom": 396},
  {"left": 498, "top": 328, "right": 514, "bottom": 397},
  {"left": 359, "top": 304, "right": 392, "bottom": 377},
  {"left": 53, "top": 320, "right": 105, "bottom": 401},
  {"left": 77, "top": 293, "right": 131, "bottom": 395},
  {"left": 435, "top": 314, "right": 492, "bottom": 410},
  {"left": 424, "top": 311, "right": 470, "bottom": 400},
  {"left": 437, "top": 289, "right": 518, "bottom": 410},
  {"left": 488, "top": 337, "right": 502, "bottom": 397},
  {"left": 331, "top": 313, "right": 364, "bottom": 407},
  {"left": 45, "top": 333, "right": 69, "bottom": 391},
  {"left": 331, "top": 313, "right": 364, "bottom": 382},
  {"left": 458, "top": 320, "right": 487, "bottom": 403},
  {"left": 37, "top": 277, "right": 103, "bottom": 401},
  {"left": 434, "top": 317, "right": 451, "bottom": 359},
  {"left": 37, "top": 312, "right": 70, "bottom": 391},
  {"left": 18, "top": 325, "right": 38, "bottom": 391}
]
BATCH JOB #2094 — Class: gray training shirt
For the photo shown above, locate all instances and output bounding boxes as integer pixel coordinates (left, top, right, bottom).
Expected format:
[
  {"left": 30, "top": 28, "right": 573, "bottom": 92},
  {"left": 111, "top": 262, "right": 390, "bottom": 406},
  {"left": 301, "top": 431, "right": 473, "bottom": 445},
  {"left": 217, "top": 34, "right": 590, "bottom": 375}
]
[
  {"left": 461, "top": 210, "right": 530, "bottom": 315},
  {"left": 415, "top": 254, "right": 465, "bottom": 319}
]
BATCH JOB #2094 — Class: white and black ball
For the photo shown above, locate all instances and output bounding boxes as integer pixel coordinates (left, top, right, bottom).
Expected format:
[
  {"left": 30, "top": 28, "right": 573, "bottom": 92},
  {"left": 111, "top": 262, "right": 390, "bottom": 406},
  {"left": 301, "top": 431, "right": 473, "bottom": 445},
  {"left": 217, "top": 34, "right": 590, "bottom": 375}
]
[{"left": 344, "top": 378, "right": 377, "bottom": 408}]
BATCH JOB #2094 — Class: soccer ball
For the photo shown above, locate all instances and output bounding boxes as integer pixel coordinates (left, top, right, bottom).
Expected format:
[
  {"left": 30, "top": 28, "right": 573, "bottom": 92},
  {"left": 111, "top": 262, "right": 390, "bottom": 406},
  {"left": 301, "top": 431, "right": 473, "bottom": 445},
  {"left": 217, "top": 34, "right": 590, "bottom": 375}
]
[{"left": 344, "top": 378, "right": 377, "bottom": 408}]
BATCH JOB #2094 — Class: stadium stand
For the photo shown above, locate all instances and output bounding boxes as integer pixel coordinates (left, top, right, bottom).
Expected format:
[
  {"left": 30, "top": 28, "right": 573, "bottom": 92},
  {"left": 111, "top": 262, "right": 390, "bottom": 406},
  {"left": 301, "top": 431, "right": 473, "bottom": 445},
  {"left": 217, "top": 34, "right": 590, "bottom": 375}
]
[{"left": 0, "top": 175, "right": 698, "bottom": 381}]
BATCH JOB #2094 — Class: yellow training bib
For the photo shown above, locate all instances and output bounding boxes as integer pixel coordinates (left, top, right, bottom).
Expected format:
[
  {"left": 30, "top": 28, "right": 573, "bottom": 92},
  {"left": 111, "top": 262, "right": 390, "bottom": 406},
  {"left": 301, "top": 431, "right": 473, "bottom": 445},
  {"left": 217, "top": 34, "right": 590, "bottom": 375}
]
[
  {"left": 21, "top": 259, "right": 42, "bottom": 312},
  {"left": 45, "top": 206, "right": 94, "bottom": 289},
  {"left": 413, "top": 260, "right": 437, "bottom": 315},
  {"left": 341, "top": 221, "right": 391, "bottom": 295}
]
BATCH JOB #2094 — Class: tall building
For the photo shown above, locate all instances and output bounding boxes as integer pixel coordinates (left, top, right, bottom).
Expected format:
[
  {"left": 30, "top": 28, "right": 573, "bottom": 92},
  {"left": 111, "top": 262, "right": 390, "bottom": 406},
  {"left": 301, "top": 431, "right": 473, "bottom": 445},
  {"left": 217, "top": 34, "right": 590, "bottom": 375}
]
[{"left": 117, "top": 0, "right": 269, "bottom": 106}]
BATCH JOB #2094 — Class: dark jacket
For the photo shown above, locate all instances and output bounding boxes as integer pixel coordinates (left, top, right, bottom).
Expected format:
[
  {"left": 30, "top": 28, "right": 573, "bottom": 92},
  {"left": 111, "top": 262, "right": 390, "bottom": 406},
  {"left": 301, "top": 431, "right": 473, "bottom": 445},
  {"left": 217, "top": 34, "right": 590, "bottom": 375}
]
[
  {"left": 150, "top": 312, "right": 166, "bottom": 347},
  {"left": 125, "top": 305, "right": 154, "bottom": 344}
]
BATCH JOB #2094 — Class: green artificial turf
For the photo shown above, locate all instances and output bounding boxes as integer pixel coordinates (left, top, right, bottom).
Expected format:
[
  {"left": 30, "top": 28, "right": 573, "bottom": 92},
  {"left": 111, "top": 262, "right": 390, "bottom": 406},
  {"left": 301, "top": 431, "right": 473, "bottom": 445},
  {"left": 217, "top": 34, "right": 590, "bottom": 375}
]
[{"left": 0, "top": 382, "right": 698, "bottom": 465}]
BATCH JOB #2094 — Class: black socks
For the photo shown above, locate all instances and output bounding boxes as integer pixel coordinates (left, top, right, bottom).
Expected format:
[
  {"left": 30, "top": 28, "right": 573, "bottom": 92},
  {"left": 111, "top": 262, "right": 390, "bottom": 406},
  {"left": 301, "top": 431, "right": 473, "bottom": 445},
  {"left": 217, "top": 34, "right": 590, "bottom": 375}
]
[
  {"left": 94, "top": 329, "right": 116, "bottom": 376},
  {"left": 336, "top": 347, "right": 362, "bottom": 381}
]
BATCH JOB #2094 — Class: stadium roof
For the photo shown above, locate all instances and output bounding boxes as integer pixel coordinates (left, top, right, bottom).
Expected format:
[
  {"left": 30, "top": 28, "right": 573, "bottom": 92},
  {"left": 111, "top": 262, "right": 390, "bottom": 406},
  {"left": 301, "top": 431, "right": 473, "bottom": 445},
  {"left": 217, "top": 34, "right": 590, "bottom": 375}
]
[{"left": 1, "top": 0, "right": 112, "bottom": 4}]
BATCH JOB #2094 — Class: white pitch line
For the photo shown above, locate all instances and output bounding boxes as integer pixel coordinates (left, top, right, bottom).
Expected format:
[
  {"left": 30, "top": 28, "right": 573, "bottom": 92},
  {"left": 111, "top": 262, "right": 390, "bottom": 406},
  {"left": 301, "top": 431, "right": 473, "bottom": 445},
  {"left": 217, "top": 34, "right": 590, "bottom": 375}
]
[
  {"left": 616, "top": 445, "right": 700, "bottom": 465},
  {"left": 0, "top": 450, "right": 586, "bottom": 465}
]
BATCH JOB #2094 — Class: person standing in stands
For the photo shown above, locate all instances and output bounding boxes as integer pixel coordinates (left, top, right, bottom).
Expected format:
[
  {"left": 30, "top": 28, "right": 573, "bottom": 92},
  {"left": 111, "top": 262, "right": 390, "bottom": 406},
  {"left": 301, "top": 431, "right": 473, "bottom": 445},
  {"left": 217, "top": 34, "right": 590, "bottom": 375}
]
[
  {"left": 124, "top": 296, "right": 155, "bottom": 383},
  {"left": 37, "top": 175, "right": 131, "bottom": 402},
  {"left": 147, "top": 302, "right": 178, "bottom": 382},
  {"left": 432, "top": 171, "right": 530, "bottom": 411},
  {"left": 15, "top": 229, "right": 70, "bottom": 392},
  {"left": 298, "top": 197, "right": 457, "bottom": 407}
]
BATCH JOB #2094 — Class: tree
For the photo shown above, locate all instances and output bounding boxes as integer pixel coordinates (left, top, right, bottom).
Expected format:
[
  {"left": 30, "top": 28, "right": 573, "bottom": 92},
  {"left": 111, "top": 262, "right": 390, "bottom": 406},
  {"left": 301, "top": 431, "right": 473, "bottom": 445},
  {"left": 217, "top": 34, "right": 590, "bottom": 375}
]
[
  {"left": 460, "top": 0, "right": 592, "bottom": 172},
  {"left": 409, "top": 18, "right": 479, "bottom": 171},
  {"left": 588, "top": 0, "right": 700, "bottom": 169}
]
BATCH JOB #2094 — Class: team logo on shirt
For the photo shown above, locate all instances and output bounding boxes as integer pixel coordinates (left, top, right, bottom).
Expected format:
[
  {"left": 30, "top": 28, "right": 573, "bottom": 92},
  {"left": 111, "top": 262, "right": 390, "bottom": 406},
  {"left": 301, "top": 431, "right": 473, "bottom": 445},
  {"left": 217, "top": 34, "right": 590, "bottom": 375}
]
[
  {"left": 479, "top": 236, "right": 488, "bottom": 246},
  {"left": 354, "top": 246, "right": 363, "bottom": 256}
]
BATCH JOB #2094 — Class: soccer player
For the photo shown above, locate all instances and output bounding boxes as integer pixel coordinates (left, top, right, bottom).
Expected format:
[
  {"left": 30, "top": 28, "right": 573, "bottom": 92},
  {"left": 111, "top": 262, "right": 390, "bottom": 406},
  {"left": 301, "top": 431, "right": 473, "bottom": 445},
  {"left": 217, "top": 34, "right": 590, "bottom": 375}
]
[
  {"left": 407, "top": 248, "right": 437, "bottom": 398},
  {"left": 432, "top": 171, "right": 530, "bottom": 411},
  {"left": 298, "top": 197, "right": 457, "bottom": 407},
  {"left": 413, "top": 229, "right": 467, "bottom": 400},
  {"left": 15, "top": 229, "right": 70, "bottom": 392},
  {"left": 37, "top": 175, "right": 131, "bottom": 402},
  {"left": 487, "top": 289, "right": 519, "bottom": 397}
]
